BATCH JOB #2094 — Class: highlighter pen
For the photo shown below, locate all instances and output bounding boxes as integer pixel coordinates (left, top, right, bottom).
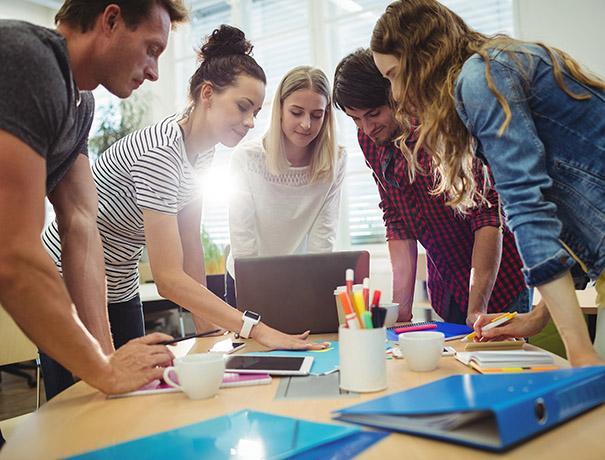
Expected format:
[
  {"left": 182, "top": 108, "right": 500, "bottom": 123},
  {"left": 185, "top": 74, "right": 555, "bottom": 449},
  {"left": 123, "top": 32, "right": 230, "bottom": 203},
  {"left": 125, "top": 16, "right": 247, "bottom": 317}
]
[
  {"left": 352, "top": 291, "right": 366, "bottom": 322},
  {"left": 361, "top": 311, "right": 373, "bottom": 329},
  {"left": 345, "top": 269, "right": 354, "bottom": 296},
  {"left": 362, "top": 277, "right": 370, "bottom": 310},
  {"left": 338, "top": 291, "right": 360, "bottom": 329},
  {"left": 461, "top": 312, "right": 516, "bottom": 342}
]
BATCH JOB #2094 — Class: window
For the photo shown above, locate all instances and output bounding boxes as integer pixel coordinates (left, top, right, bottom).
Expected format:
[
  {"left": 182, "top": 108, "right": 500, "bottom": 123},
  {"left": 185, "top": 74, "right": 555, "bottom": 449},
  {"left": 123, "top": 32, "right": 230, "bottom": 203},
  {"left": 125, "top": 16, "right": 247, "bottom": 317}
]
[{"left": 179, "top": 0, "right": 514, "bottom": 248}]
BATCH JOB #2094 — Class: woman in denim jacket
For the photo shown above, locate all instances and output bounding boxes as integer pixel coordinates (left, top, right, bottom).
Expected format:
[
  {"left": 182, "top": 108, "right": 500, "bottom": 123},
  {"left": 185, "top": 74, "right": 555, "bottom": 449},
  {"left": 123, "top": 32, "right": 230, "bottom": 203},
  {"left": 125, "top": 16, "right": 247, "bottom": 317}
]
[{"left": 370, "top": 0, "right": 605, "bottom": 366}]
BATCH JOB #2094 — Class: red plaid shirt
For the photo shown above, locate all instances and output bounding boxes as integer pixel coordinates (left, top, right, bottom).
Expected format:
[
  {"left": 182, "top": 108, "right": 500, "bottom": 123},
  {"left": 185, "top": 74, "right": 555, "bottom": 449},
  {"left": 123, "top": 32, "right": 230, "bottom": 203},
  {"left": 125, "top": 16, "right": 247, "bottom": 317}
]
[{"left": 358, "top": 130, "right": 526, "bottom": 319}]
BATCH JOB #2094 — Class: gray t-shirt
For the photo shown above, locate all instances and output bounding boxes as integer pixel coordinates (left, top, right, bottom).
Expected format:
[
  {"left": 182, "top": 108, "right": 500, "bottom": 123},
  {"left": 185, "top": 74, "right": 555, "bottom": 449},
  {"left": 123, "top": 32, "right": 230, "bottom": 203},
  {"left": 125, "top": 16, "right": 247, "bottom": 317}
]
[{"left": 0, "top": 20, "right": 94, "bottom": 192}]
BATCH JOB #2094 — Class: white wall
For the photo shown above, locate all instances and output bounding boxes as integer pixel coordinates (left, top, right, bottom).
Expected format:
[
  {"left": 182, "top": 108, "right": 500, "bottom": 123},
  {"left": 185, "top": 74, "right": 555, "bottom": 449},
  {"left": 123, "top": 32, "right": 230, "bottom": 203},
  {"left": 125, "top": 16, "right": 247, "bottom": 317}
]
[
  {"left": 0, "top": 0, "right": 54, "bottom": 26},
  {"left": 515, "top": 0, "right": 605, "bottom": 78}
]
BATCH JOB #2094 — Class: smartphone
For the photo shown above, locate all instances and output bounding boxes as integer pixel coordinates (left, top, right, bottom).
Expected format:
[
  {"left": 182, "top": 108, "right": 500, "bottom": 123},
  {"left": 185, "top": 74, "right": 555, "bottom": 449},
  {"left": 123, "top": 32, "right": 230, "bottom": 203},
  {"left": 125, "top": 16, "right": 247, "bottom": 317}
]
[
  {"left": 209, "top": 339, "right": 246, "bottom": 354},
  {"left": 224, "top": 355, "right": 314, "bottom": 376}
]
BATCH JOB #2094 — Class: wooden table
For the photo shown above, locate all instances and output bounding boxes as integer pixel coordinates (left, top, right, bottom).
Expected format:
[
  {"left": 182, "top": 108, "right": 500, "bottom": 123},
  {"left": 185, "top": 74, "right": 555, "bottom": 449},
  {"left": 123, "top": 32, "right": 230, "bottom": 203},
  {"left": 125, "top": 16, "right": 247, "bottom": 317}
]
[{"left": 2, "top": 334, "right": 604, "bottom": 460}]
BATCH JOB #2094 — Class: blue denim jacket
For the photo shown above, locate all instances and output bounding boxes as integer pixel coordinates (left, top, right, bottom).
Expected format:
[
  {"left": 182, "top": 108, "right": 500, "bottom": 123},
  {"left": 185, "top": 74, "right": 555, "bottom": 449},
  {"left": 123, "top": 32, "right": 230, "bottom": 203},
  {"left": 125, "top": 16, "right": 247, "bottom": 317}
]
[{"left": 455, "top": 44, "right": 605, "bottom": 287}]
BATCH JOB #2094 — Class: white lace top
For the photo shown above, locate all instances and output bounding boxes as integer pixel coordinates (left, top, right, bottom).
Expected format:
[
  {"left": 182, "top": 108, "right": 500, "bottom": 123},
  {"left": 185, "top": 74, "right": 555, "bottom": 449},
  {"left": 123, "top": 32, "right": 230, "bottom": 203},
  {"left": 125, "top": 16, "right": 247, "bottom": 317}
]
[{"left": 227, "top": 137, "right": 346, "bottom": 276}]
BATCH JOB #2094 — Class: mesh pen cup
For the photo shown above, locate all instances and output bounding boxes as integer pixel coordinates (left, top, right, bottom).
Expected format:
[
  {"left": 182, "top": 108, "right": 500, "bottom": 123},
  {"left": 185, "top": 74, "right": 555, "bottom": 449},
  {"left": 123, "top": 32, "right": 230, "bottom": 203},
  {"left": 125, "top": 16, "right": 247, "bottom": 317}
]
[{"left": 338, "top": 325, "right": 387, "bottom": 392}]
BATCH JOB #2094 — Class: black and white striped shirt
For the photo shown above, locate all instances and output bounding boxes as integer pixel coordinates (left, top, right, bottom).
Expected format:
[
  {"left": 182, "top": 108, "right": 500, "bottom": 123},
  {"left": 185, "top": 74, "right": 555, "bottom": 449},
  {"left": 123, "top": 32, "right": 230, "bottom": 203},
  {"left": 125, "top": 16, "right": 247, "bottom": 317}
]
[{"left": 43, "top": 114, "right": 214, "bottom": 303}]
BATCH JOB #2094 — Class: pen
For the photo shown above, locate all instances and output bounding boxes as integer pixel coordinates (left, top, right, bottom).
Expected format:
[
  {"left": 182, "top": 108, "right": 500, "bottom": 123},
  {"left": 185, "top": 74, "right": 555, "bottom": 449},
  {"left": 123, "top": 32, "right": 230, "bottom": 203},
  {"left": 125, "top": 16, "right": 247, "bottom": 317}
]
[
  {"left": 362, "top": 277, "right": 370, "bottom": 310},
  {"left": 161, "top": 329, "right": 222, "bottom": 345},
  {"left": 345, "top": 269, "right": 354, "bottom": 296},
  {"left": 461, "top": 312, "right": 517, "bottom": 342}
]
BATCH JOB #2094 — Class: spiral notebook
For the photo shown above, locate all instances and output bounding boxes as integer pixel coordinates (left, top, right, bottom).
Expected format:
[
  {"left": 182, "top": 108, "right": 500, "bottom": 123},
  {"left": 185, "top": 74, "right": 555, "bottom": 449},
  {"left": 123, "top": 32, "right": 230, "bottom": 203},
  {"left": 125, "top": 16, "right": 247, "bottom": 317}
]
[{"left": 387, "top": 321, "right": 472, "bottom": 341}]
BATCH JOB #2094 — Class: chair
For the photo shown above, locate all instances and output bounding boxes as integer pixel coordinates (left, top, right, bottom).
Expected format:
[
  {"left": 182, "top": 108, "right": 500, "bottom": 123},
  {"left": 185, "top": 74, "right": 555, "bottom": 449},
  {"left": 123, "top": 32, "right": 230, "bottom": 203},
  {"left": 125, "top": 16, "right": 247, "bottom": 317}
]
[{"left": 0, "top": 304, "right": 41, "bottom": 442}]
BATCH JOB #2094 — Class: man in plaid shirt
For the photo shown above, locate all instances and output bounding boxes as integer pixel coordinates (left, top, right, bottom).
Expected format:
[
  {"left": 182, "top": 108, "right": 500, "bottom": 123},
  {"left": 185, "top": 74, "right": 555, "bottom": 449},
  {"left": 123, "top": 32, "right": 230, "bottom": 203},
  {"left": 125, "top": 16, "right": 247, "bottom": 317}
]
[{"left": 333, "top": 49, "right": 530, "bottom": 326}]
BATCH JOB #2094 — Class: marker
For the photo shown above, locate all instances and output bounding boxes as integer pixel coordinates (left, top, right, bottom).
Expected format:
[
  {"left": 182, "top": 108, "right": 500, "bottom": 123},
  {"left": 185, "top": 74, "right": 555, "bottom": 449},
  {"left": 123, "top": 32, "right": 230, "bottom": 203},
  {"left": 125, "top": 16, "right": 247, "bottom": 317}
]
[
  {"left": 362, "top": 278, "right": 370, "bottom": 310},
  {"left": 461, "top": 312, "right": 518, "bottom": 342},
  {"left": 371, "top": 306, "right": 387, "bottom": 328},
  {"left": 361, "top": 311, "right": 373, "bottom": 329},
  {"left": 338, "top": 291, "right": 360, "bottom": 329},
  {"left": 345, "top": 269, "right": 354, "bottom": 296},
  {"left": 370, "top": 289, "right": 381, "bottom": 310},
  {"left": 352, "top": 291, "right": 366, "bottom": 322}
]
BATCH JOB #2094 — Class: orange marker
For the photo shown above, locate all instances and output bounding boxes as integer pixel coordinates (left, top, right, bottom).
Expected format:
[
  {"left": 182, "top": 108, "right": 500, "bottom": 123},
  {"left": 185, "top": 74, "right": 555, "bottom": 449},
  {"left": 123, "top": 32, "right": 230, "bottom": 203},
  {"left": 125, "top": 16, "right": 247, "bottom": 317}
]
[{"left": 338, "top": 291, "right": 360, "bottom": 329}]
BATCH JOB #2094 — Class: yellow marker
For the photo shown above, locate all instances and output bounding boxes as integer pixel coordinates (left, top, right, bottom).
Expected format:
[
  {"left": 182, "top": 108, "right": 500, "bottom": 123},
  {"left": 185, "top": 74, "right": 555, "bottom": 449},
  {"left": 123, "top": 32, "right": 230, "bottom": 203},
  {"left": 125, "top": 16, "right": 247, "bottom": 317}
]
[{"left": 352, "top": 291, "right": 366, "bottom": 323}]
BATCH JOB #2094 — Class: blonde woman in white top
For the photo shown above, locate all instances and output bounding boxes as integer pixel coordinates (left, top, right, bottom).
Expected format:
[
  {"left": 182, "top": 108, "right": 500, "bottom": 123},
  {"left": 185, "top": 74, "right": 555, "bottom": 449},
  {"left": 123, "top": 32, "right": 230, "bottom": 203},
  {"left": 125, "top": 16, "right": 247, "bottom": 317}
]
[{"left": 227, "top": 66, "right": 346, "bottom": 305}]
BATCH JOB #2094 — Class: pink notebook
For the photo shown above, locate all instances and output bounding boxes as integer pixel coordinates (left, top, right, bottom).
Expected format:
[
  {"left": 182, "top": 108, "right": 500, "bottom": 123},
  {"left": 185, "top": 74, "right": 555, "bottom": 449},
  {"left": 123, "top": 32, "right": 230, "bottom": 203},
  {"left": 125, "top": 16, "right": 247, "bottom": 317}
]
[{"left": 108, "top": 373, "right": 272, "bottom": 398}]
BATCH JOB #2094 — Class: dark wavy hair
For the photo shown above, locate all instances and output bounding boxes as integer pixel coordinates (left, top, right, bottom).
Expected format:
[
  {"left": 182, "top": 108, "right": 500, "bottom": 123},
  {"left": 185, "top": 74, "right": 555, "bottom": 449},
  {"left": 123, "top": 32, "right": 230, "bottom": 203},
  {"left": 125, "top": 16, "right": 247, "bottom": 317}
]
[{"left": 333, "top": 48, "right": 391, "bottom": 111}]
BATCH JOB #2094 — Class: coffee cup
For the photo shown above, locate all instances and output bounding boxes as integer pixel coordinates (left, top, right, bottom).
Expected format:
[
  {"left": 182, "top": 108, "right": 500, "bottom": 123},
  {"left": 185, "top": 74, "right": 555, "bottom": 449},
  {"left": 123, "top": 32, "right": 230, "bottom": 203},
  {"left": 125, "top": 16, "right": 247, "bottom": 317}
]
[
  {"left": 398, "top": 331, "right": 445, "bottom": 372},
  {"left": 163, "top": 353, "right": 225, "bottom": 399}
]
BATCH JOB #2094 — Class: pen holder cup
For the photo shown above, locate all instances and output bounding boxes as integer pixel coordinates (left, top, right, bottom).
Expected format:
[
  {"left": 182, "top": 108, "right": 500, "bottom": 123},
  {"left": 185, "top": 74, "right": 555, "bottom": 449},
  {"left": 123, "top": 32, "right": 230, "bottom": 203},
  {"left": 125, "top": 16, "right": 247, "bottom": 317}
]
[{"left": 338, "top": 325, "right": 387, "bottom": 393}]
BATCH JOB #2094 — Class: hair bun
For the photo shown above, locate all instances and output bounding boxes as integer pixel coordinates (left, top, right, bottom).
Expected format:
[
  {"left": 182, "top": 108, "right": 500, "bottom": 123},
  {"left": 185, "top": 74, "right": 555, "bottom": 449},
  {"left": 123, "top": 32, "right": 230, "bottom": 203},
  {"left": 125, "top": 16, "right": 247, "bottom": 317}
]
[{"left": 199, "top": 25, "right": 253, "bottom": 61}]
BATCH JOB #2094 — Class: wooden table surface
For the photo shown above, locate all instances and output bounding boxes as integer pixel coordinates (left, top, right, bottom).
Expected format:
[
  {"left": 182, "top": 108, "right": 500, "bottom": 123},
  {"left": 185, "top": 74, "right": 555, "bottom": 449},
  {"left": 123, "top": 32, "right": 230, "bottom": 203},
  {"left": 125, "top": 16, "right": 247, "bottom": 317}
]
[{"left": 2, "top": 334, "right": 604, "bottom": 460}]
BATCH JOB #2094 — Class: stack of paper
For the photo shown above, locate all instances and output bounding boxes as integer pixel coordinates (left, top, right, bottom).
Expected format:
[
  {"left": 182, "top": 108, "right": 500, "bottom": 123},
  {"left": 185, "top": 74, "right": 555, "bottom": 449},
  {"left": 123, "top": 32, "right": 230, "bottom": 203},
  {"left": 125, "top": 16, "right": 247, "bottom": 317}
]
[{"left": 455, "top": 350, "right": 558, "bottom": 373}]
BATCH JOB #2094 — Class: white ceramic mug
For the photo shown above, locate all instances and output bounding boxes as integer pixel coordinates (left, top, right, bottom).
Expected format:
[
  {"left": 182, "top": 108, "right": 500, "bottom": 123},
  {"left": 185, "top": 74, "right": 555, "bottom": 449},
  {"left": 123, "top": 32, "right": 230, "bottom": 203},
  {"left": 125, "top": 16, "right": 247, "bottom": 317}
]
[
  {"left": 399, "top": 331, "right": 445, "bottom": 372},
  {"left": 163, "top": 353, "right": 225, "bottom": 400},
  {"left": 381, "top": 303, "right": 400, "bottom": 328}
]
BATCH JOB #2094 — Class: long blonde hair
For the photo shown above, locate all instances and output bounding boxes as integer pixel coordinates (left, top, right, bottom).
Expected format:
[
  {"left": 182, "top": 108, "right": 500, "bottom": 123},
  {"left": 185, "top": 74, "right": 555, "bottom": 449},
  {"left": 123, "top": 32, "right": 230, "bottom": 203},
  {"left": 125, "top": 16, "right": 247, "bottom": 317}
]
[
  {"left": 264, "top": 66, "right": 337, "bottom": 183},
  {"left": 371, "top": 0, "right": 605, "bottom": 212}
]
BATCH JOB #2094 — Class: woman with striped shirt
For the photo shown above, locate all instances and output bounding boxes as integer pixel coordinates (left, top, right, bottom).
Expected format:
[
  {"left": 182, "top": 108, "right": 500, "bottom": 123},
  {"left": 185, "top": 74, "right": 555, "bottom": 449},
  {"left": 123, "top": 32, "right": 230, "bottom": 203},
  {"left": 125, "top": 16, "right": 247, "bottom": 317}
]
[{"left": 42, "top": 25, "right": 324, "bottom": 399}]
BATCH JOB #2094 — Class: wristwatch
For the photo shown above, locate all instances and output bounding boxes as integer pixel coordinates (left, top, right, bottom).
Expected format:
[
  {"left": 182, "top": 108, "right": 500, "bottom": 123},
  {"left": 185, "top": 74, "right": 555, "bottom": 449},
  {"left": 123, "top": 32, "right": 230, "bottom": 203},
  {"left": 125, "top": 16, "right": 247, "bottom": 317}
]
[{"left": 239, "top": 310, "right": 261, "bottom": 339}]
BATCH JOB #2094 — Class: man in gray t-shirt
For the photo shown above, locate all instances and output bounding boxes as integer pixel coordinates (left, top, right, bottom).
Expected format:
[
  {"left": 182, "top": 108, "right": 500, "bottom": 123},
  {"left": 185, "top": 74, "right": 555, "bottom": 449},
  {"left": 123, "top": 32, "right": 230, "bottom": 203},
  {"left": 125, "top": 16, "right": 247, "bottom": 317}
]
[{"left": 0, "top": 1, "right": 187, "bottom": 407}]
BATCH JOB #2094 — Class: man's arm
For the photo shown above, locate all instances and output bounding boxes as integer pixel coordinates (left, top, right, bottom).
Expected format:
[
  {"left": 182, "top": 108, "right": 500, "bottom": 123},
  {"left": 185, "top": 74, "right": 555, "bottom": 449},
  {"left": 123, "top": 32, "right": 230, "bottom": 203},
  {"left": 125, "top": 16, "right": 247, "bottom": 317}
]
[
  {"left": 177, "top": 198, "right": 217, "bottom": 333},
  {"left": 48, "top": 154, "right": 113, "bottom": 353},
  {"left": 0, "top": 131, "right": 173, "bottom": 394},
  {"left": 389, "top": 239, "right": 417, "bottom": 322},
  {"left": 466, "top": 226, "right": 503, "bottom": 327}
]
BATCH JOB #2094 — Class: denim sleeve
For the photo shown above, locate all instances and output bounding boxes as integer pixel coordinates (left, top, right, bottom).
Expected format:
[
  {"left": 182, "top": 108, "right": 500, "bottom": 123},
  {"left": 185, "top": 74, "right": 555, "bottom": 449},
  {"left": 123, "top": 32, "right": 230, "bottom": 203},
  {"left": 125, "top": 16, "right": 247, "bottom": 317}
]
[{"left": 455, "top": 57, "right": 574, "bottom": 287}]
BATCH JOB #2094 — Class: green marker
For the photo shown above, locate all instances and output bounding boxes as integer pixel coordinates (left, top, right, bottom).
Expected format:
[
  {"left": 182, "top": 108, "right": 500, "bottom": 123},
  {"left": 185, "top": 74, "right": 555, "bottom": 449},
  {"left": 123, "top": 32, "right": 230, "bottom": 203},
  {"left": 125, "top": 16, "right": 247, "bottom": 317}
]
[{"left": 361, "top": 311, "right": 373, "bottom": 329}]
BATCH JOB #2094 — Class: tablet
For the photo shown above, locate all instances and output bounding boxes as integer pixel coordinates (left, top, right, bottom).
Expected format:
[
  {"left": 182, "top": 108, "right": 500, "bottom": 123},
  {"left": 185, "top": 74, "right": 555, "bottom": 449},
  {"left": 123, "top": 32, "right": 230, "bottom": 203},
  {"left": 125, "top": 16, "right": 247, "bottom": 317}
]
[{"left": 224, "top": 355, "right": 314, "bottom": 376}]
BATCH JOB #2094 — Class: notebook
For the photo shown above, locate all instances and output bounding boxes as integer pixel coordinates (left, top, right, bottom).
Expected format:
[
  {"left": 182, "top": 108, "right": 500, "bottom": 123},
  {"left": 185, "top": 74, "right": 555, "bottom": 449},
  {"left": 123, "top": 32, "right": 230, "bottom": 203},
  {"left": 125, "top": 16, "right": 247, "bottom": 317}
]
[
  {"left": 387, "top": 321, "right": 472, "bottom": 341},
  {"left": 68, "top": 410, "right": 368, "bottom": 459},
  {"left": 455, "top": 350, "right": 559, "bottom": 373},
  {"left": 234, "top": 251, "right": 369, "bottom": 334}
]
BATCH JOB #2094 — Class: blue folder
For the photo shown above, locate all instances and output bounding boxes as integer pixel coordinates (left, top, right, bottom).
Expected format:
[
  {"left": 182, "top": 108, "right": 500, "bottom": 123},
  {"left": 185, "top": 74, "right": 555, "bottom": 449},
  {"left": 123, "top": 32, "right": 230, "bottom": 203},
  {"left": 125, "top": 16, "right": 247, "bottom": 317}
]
[
  {"left": 387, "top": 321, "right": 472, "bottom": 341},
  {"left": 334, "top": 367, "right": 605, "bottom": 451},
  {"left": 69, "top": 410, "right": 365, "bottom": 460}
]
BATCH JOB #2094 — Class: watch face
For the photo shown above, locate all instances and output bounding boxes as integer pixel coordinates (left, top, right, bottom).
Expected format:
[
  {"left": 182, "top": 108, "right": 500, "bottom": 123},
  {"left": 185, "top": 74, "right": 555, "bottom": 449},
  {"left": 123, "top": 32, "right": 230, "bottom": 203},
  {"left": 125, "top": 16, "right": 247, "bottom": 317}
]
[{"left": 244, "top": 311, "right": 261, "bottom": 321}]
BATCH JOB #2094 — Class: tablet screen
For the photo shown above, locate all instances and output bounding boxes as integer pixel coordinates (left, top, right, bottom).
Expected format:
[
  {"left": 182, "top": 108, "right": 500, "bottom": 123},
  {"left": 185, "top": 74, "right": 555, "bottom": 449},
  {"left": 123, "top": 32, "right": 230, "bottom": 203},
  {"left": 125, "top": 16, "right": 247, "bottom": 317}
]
[{"left": 225, "top": 355, "right": 305, "bottom": 371}]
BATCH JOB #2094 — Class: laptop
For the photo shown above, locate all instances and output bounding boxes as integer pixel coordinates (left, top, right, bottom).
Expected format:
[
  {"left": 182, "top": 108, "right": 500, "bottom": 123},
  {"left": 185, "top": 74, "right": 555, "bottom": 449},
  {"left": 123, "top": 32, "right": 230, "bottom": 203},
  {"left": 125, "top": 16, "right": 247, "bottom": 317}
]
[{"left": 234, "top": 251, "right": 370, "bottom": 334}]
